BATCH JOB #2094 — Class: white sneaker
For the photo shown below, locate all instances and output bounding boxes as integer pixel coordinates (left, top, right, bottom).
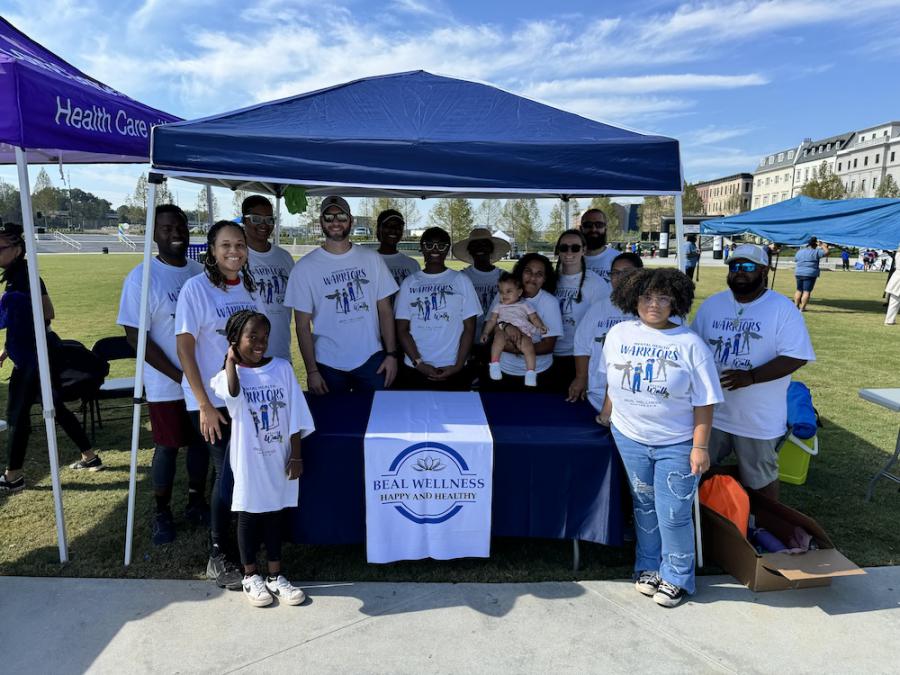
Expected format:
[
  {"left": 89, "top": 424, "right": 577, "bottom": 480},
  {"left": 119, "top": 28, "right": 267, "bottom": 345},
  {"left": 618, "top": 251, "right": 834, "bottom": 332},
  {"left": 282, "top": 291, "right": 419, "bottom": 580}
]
[
  {"left": 524, "top": 370, "right": 537, "bottom": 387},
  {"left": 265, "top": 575, "right": 307, "bottom": 606},
  {"left": 242, "top": 574, "right": 273, "bottom": 607},
  {"left": 489, "top": 362, "right": 502, "bottom": 380}
]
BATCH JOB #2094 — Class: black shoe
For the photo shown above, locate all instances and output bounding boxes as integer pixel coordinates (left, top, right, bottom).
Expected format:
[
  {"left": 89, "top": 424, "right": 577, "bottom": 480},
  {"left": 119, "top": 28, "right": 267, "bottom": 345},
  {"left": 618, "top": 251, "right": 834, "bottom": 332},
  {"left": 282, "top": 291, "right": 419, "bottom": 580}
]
[
  {"left": 70, "top": 455, "right": 103, "bottom": 471},
  {"left": 152, "top": 511, "right": 176, "bottom": 546},
  {"left": 0, "top": 474, "right": 25, "bottom": 494},
  {"left": 207, "top": 553, "right": 243, "bottom": 590},
  {"left": 185, "top": 501, "right": 211, "bottom": 528},
  {"left": 653, "top": 580, "right": 688, "bottom": 608}
]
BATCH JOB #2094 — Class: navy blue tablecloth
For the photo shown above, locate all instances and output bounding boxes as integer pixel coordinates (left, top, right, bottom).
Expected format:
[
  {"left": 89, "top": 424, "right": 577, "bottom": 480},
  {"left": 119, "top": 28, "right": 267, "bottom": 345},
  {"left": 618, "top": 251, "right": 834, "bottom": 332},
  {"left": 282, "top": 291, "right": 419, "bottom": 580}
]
[{"left": 293, "top": 392, "right": 623, "bottom": 547}]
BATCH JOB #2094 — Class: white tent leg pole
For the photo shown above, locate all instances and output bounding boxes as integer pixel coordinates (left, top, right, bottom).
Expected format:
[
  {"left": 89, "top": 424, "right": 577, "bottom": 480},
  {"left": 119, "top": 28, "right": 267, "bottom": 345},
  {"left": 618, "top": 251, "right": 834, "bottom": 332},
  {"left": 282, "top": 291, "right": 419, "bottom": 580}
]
[
  {"left": 274, "top": 194, "right": 283, "bottom": 244},
  {"left": 694, "top": 493, "right": 704, "bottom": 569},
  {"left": 15, "top": 147, "right": 68, "bottom": 563},
  {"left": 563, "top": 197, "right": 570, "bottom": 228},
  {"left": 205, "top": 185, "right": 214, "bottom": 230},
  {"left": 674, "top": 194, "right": 685, "bottom": 273},
  {"left": 124, "top": 179, "right": 159, "bottom": 566}
]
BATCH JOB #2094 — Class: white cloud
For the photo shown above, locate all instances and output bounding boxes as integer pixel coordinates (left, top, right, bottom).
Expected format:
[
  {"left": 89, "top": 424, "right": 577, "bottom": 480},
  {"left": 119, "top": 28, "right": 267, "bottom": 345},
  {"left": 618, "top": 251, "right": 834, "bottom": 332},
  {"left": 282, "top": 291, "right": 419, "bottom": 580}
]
[{"left": 524, "top": 73, "right": 768, "bottom": 98}]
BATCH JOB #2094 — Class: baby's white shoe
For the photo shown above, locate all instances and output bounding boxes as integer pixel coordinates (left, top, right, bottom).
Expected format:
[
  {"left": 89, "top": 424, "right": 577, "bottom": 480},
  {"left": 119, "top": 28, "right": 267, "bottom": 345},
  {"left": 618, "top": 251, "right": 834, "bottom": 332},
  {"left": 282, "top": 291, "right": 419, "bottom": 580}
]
[
  {"left": 489, "top": 362, "right": 502, "bottom": 380},
  {"left": 524, "top": 370, "right": 537, "bottom": 387}
]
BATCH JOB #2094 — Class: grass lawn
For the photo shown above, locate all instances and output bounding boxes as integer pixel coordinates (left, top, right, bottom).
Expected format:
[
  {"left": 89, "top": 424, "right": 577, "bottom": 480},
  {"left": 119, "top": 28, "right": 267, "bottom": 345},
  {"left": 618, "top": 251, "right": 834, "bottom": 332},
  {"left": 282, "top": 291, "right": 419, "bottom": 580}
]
[{"left": 0, "top": 252, "right": 897, "bottom": 581}]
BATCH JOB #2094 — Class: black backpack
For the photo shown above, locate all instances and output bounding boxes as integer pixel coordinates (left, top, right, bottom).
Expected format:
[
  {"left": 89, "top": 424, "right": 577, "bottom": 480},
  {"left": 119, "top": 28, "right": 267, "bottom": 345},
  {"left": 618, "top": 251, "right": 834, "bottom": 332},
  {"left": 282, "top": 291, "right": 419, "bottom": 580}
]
[{"left": 49, "top": 335, "right": 109, "bottom": 402}]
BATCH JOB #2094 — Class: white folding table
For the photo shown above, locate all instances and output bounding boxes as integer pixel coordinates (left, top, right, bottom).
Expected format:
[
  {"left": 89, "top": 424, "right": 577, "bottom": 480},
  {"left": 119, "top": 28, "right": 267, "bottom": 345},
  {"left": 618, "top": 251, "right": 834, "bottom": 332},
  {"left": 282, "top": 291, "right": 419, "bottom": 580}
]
[{"left": 859, "top": 388, "right": 900, "bottom": 500}]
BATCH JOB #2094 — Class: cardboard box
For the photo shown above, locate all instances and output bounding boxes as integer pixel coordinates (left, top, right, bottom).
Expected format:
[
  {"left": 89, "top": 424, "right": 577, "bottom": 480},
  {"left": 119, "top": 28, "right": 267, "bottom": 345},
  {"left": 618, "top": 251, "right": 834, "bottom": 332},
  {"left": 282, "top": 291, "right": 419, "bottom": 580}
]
[{"left": 701, "top": 489, "right": 865, "bottom": 592}]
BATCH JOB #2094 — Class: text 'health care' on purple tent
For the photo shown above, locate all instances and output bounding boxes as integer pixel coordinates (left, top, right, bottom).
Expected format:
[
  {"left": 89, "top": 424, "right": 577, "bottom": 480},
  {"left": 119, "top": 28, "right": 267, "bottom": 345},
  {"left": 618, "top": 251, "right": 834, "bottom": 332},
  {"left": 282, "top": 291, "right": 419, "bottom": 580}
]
[
  {"left": 151, "top": 70, "right": 682, "bottom": 198},
  {"left": 701, "top": 196, "right": 900, "bottom": 250},
  {"left": 0, "top": 16, "right": 179, "bottom": 566}
]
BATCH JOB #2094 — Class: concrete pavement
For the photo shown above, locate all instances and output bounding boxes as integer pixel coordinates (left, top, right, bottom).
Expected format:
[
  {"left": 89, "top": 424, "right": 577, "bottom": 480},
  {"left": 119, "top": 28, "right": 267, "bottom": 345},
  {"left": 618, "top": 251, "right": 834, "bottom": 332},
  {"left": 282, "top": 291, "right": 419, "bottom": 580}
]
[{"left": 2, "top": 567, "right": 898, "bottom": 674}]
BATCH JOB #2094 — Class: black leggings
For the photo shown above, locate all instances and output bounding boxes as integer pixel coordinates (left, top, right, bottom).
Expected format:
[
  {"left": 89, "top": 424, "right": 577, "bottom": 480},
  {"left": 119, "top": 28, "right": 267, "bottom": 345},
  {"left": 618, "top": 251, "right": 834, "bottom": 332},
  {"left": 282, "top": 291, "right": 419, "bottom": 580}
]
[
  {"left": 237, "top": 511, "right": 284, "bottom": 567},
  {"left": 188, "top": 408, "right": 231, "bottom": 549},
  {"left": 151, "top": 443, "right": 209, "bottom": 494},
  {"left": 6, "top": 364, "right": 91, "bottom": 472}
]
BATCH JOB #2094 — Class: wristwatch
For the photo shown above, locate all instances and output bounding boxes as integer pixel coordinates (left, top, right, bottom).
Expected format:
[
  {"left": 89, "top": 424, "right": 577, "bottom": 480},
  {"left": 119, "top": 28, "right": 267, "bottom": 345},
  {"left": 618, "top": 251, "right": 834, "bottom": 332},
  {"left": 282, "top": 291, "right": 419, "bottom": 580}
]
[{"left": 386, "top": 349, "right": 401, "bottom": 358}]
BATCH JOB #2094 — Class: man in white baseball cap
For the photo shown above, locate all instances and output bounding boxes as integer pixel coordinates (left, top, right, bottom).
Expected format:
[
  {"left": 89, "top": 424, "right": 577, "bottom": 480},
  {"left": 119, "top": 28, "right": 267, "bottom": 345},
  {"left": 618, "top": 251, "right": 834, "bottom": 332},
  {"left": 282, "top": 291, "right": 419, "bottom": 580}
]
[
  {"left": 691, "top": 244, "right": 816, "bottom": 499},
  {"left": 285, "top": 196, "right": 400, "bottom": 394}
]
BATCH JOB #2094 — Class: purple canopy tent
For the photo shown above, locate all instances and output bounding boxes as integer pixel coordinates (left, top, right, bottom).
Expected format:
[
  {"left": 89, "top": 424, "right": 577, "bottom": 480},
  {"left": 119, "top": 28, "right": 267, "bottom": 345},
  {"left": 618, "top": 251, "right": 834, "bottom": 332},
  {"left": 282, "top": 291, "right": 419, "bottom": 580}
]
[{"left": 0, "top": 18, "right": 179, "bottom": 563}]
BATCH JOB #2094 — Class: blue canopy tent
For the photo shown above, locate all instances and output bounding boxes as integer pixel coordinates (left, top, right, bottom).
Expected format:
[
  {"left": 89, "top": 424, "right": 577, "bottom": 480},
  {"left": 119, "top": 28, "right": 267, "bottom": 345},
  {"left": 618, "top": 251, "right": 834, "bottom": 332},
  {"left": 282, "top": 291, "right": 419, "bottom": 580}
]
[
  {"left": 701, "top": 196, "right": 900, "bottom": 249},
  {"left": 132, "top": 70, "right": 690, "bottom": 566}
]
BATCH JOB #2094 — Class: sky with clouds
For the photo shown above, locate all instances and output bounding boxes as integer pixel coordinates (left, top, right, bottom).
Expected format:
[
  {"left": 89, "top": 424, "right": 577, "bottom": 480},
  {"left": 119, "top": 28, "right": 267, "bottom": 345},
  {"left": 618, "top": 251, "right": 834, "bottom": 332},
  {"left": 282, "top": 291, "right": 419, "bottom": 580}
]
[{"left": 2, "top": 0, "right": 900, "bottom": 220}]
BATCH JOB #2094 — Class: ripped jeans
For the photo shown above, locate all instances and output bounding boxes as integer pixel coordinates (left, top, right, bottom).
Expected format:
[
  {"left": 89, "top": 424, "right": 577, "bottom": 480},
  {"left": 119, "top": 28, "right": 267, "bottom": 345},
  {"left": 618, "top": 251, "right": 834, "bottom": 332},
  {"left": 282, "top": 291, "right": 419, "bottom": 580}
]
[{"left": 611, "top": 425, "right": 699, "bottom": 594}]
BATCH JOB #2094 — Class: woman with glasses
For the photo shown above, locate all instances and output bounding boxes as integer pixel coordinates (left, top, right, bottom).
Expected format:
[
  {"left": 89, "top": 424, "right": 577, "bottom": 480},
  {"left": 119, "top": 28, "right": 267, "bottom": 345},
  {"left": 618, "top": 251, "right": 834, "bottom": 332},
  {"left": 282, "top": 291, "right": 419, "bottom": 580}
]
[
  {"left": 568, "top": 252, "right": 643, "bottom": 409},
  {"left": 241, "top": 195, "right": 296, "bottom": 362},
  {"left": 480, "top": 253, "right": 563, "bottom": 391},
  {"left": 395, "top": 228, "right": 481, "bottom": 390},
  {"left": 547, "top": 229, "right": 609, "bottom": 392},
  {"left": 596, "top": 268, "right": 722, "bottom": 608}
]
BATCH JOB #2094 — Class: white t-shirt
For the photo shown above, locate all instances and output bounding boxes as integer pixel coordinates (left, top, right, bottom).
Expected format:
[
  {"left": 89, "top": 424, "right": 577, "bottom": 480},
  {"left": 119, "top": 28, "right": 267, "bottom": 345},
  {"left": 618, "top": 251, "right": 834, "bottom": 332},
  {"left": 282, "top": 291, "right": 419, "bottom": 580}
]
[
  {"left": 573, "top": 296, "right": 635, "bottom": 412},
  {"left": 174, "top": 274, "right": 258, "bottom": 410},
  {"left": 248, "top": 245, "right": 295, "bottom": 362},
  {"left": 461, "top": 266, "right": 502, "bottom": 338},
  {"left": 117, "top": 258, "right": 204, "bottom": 403},
  {"left": 210, "top": 358, "right": 315, "bottom": 513},
  {"left": 692, "top": 289, "right": 816, "bottom": 440},
  {"left": 554, "top": 271, "right": 610, "bottom": 355},
  {"left": 489, "top": 289, "right": 564, "bottom": 375},
  {"left": 600, "top": 320, "right": 723, "bottom": 445},
  {"left": 395, "top": 269, "right": 482, "bottom": 368},
  {"left": 284, "top": 245, "right": 398, "bottom": 370},
  {"left": 584, "top": 247, "right": 620, "bottom": 284},
  {"left": 380, "top": 252, "right": 421, "bottom": 288}
]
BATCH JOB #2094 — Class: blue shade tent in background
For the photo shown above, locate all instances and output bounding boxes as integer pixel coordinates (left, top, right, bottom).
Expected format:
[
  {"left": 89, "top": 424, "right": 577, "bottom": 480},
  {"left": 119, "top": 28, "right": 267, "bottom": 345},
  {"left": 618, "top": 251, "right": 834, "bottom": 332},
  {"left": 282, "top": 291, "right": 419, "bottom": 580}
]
[
  {"left": 151, "top": 70, "right": 682, "bottom": 197},
  {"left": 702, "top": 196, "right": 900, "bottom": 249}
]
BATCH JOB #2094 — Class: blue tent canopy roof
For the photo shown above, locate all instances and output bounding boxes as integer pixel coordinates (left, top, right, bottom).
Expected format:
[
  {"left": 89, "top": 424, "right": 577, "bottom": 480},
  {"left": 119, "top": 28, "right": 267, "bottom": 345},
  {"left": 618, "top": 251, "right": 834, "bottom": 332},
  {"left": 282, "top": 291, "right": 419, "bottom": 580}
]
[
  {"left": 701, "top": 196, "right": 900, "bottom": 249},
  {"left": 151, "top": 71, "right": 682, "bottom": 198}
]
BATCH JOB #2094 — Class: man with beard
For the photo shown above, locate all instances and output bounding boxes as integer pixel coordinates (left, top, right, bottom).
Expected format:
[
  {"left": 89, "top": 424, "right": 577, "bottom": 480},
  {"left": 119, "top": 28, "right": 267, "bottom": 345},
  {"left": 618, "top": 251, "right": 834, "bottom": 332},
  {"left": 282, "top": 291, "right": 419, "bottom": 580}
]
[
  {"left": 692, "top": 244, "right": 815, "bottom": 500},
  {"left": 376, "top": 209, "right": 419, "bottom": 288},
  {"left": 117, "top": 204, "right": 209, "bottom": 544},
  {"left": 285, "top": 196, "right": 399, "bottom": 394},
  {"left": 579, "top": 208, "right": 617, "bottom": 289}
]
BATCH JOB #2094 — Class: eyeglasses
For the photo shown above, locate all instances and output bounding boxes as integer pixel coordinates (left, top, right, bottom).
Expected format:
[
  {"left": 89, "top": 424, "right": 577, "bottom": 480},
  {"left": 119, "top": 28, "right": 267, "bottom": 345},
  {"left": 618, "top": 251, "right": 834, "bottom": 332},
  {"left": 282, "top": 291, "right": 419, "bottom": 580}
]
[
  {"left": 638, "top": 294, "right": 673, "bottom": 308},
  {"left": 728, "top": 262, "right": 759, "bottom": 273},
  {"left": 557, "top": 244, "right": 582, "bottom": 253},
  {"left": 422, "top": 241, "right": 450, "bottom": 252},
  {"left": 244, "top": 214, "right": 275, "bottom": 226},
  {"left": 580, "top": 221, "right": 607, "bottom": 230},
  {"left": 322, "top": 213, "right": 350, "bottom": 223}
]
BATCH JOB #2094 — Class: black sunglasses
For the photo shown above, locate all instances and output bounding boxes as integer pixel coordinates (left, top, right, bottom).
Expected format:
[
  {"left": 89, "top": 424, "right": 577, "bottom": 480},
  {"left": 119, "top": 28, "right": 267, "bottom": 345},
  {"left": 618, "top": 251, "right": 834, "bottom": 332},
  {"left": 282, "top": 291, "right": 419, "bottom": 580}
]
[{"left": 557, "top": 244, "right": 583, "bottom": 253}]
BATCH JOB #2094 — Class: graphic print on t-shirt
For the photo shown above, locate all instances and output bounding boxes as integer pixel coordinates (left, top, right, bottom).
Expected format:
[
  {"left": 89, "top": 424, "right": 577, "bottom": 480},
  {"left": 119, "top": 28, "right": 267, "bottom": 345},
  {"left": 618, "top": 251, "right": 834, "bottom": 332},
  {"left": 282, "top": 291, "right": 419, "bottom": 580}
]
[
  {"left": 407, "top": 281, "right": 456, "bottom": 322},
  {"left": 612, "top": 340, "right": 682, "bottom": 398},
  {"left": 323, "top": 266, "right": 373, "bottom": 316},
  {"left": 705, "top": 316, "right": 764, "bottom": 368},
  {"left": 253, "top": 264, "right": 290, "bottom": 307},
  {"left": 213, "top": 300, "right": 261, "bottom": 337},
  {"left": 242, "top": 379, "right": 288, "bottom": 447}
]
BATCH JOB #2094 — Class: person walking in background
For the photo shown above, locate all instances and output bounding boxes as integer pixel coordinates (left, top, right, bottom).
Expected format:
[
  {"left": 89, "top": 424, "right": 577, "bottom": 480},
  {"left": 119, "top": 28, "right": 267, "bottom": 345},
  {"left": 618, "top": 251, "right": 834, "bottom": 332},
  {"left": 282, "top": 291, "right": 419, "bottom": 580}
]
[
  {"left": 597, "top": 268, "right": 722, "bottom": 608},
  {"left": 884, "top": 267, "right": 900, "bottom": 325},
  {"left": 841, "top": 248, "right": 850, "bottom": 271},
  {"left": 683, "top": 235, "right": 700, "bottom": 280},
  {"left": 793, "top": 237, "right": 829, "bottom": 311},
  {"left": 0, "top": 223, "right": 103, "bottom": 493}
]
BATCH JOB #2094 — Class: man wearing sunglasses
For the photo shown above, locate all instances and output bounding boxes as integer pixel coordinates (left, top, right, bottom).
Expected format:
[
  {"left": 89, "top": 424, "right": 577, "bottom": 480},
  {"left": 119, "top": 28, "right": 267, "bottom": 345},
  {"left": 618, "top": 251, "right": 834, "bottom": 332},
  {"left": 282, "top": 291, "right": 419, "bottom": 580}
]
[
  {"left": 692, "top": 244, "right": 815, "bottom": 500},
  {"left": 242, "top": 195, "right": 295, "bottom": 361},
  {"left": 579, "top": 209, "right": 619, "bottom": 285},
  {"left": 285, "top": 196, "right": 399, "bottom": 395}
]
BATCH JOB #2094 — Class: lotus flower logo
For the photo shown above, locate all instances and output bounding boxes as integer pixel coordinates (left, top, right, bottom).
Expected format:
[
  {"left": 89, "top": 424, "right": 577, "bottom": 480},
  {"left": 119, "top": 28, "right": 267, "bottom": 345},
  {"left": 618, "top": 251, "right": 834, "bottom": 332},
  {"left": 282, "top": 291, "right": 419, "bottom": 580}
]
[{"left": 412, "top": 456, "right": 445, "bottom": 472}]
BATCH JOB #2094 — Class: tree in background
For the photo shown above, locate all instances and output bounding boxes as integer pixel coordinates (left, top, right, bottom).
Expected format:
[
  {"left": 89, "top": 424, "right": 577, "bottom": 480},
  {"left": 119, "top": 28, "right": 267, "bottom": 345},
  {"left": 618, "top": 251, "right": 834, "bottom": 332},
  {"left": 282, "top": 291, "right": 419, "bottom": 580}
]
[
  {"left": 476, "top": 200, "right": 504, "bottom": 232},
  {"left": 544, "top": 202, "right": 566, "bottom": 243},
  {"left": 192, "top": 188, "right": 219, "bottom": 228},
  {"left": 639, "top": 195, "right": 664, "bottom": 232},
  {"left": 876, "top": 174, "right": 900, "bottom": 198},
  {"left": 682, "top": 182, "right": 704, "bottom": 215},
  {"left": 501, "top": 198, "right": 541, "bottom": 250},
  {"left": 429, "top": 198, "right": 475, "bottom": 243},
  {"left": 0, "top": 180, "right": 22, "bottom": 223},
  {"left": 123, "top": 173, "right": 173, "bottom": 223},
  {"left": 32, "top": 168, "right": 59, "bottom": 219},
  {"left": 801, "top": 162, "right": 847, "bottom": 200},
  {"left": 567, "top": 197, "right": 581, "bottom": 224},
  {"left": 299, "top": 195, "right": 324, "bottom": 242},
  {"left": 231, "top": 189, "right": 251, "bottom": 217}
]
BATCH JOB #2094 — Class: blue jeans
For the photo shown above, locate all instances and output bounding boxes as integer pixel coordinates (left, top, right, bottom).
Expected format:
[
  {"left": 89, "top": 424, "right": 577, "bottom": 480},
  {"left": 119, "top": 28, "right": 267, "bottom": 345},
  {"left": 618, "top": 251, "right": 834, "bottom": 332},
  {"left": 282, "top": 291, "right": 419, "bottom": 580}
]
[
  {"left": 611, "top": 425, "right": 699, "bottom": 594},
  {"left": 317, "top": 351, "right": 387, "bottom": 393}
]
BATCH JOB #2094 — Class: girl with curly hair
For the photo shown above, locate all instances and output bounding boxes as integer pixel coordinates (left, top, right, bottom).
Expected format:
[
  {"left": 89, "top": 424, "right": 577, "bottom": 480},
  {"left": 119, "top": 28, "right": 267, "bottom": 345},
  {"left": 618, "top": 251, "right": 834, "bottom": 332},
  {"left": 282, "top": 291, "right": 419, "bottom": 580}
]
[
  {"left": 596, "top": 268, "right": 722, "bottom": 608},
  {"left": 175, "top": 220, "right": 258, "bottom": 590}
]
